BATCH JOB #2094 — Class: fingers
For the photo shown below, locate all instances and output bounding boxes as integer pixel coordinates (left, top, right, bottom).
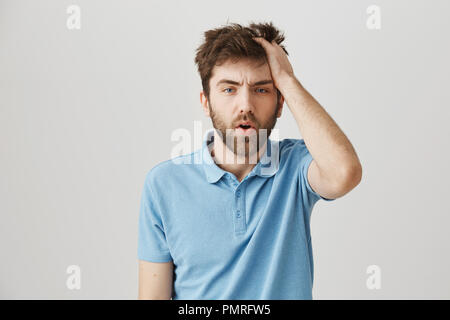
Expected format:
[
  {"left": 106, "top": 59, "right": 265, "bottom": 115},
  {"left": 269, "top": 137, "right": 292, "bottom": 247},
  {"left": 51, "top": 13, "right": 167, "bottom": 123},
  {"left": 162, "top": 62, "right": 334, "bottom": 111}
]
[
  {"left": 252, "top": 37, "right": 267, "bottom": 45},
  {"left": 252, "top": 37, "right": 261, "bottom": 44},
  {"left": 252, "top": 37, "right": 278, "bottom": 49}
]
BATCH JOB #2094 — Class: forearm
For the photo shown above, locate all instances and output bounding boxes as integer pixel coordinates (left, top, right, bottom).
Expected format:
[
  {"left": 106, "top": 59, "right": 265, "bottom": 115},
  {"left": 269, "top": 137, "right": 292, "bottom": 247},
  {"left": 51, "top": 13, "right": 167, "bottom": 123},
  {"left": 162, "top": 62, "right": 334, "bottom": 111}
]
[{"left": 278, "top": 75, "right": 362, "bottom": 183}]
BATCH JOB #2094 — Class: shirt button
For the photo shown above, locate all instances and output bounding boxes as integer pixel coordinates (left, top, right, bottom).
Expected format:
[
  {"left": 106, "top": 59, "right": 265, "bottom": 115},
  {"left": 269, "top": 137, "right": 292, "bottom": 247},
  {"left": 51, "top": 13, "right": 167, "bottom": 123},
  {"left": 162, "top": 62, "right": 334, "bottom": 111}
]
[
  {"left": 236, "top": 210, "right": 241, "bottom": 218},
  {"left": 236, "top": 190, "right": 241, "bottom": 197}
]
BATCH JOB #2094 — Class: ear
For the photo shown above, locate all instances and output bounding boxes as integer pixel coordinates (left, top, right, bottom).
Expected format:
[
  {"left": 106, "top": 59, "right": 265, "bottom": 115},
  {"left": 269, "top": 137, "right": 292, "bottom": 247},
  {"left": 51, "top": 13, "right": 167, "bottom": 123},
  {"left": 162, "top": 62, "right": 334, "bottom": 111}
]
[
  {"left": 276, "top": 94, "right": 284, "bottom": 118},
  {"left": 200, "top": 91, "right": 210, "bottom": 117}
]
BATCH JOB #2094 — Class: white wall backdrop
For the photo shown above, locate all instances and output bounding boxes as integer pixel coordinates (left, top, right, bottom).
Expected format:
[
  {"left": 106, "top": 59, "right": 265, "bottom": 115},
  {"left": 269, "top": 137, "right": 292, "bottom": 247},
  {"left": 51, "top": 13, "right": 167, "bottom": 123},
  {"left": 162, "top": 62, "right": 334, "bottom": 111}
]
[{"left": 1, "top": 0, "right": 449, "bottom": 299}]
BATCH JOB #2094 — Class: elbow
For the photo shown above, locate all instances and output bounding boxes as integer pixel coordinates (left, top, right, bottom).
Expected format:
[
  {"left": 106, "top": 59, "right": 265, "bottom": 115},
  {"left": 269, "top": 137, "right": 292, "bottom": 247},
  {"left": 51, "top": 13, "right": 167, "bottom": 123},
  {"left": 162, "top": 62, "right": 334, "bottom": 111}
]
[
  {"left": 340, "top": 162, "right": 363, "bottom": 191},
  {"left": 316, "top": 161, "right": 362, "bottom": 199},
  {"left": 331, "top": 162, "right": 362, "bottom": 196}
]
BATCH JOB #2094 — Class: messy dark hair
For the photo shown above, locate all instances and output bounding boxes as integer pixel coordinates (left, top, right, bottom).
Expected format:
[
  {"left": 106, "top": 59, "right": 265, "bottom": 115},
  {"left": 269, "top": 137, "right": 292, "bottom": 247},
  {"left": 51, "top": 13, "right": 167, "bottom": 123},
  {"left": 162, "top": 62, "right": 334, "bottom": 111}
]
[{"left": 194, "top": 21, "right": 289, "bottom": 103}]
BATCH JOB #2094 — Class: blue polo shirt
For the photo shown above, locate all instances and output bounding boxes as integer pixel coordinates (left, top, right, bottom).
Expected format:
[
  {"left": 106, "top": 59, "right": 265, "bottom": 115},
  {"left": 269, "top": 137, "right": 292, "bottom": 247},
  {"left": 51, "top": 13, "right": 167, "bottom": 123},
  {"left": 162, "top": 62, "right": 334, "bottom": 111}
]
[{"left": 137, "top": 129, "right": 335, "bottom": 299}]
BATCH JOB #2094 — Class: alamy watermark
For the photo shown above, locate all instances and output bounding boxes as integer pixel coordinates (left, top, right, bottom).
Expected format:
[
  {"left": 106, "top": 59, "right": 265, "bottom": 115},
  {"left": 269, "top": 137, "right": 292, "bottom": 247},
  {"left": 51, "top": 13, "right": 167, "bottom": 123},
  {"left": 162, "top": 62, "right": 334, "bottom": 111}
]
[
  {"left": 366, "top": 5, "right": 381, "bottom": 30},
  {"left": 66, "top": 5, "right": 81, "bottom": 30},
  {"left": 366, "top": 264, "right": 381, "bottom": 290},
  {"left": 66, "top": 265, "right": 81, "bottom": 290}
]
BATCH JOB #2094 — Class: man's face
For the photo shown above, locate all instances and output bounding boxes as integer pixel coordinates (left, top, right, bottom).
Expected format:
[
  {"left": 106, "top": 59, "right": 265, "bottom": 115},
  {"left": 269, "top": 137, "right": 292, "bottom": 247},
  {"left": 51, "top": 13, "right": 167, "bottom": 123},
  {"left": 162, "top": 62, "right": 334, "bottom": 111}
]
[{"left": 200, "top": 58, "right": 284, "bottom": 160}]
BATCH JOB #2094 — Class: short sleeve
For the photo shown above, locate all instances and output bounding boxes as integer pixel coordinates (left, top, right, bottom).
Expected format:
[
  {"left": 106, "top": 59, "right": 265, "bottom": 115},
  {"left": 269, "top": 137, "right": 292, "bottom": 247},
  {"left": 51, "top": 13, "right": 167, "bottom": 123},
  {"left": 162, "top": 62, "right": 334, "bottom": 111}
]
[
  {"left": 298, "top": 141, "right": 336, "bottom": 203},
  {"left": 137, "top": 171, "right": 173, "bottom": 262}
]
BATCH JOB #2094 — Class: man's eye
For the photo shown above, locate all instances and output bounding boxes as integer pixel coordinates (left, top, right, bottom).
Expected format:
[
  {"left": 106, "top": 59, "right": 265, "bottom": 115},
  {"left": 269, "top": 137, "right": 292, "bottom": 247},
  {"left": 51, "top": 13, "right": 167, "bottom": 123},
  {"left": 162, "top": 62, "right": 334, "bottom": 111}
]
[
  {"left": 224, "top": 88, "right": 234, "bottom": 93},
  {"left": 256, "top": 88, "right": 268, "bottom": 93}
]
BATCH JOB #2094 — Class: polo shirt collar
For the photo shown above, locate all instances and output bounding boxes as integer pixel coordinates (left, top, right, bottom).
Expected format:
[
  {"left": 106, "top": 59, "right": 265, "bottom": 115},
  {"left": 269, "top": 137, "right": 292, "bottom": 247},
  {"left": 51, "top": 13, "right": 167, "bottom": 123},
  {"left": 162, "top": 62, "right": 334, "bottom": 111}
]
[{"left": 201, "top": 129, "right": 280, "bottom": 184}]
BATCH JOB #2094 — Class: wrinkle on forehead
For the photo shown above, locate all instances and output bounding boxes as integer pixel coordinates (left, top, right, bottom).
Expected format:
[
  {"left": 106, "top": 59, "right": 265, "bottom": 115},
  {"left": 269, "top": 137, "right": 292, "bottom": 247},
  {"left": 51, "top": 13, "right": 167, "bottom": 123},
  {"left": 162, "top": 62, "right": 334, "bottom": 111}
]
[{"left": 211, "top": 58, "right": 272, "bottom": 86}]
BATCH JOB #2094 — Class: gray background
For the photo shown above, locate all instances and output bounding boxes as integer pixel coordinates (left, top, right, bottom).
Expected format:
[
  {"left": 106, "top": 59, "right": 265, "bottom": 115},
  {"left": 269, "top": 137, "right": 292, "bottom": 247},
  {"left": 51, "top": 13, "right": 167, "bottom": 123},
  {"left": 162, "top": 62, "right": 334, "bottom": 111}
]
[{"left": 1, "top": 0, "right": 449, "bottom": 299}]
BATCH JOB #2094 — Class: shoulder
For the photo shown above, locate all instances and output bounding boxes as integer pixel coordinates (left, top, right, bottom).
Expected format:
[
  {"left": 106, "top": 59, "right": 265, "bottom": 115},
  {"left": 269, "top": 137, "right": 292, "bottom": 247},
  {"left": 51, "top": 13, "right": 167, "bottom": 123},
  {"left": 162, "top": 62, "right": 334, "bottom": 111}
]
[
  {"left": 275, "top": 138, "right": 314, "bottom": 175},
  {"left": 279, "top": 138, "right": 310, "bottom": 159},
  {"left": 279, "top": 138, "right": 306, "bottom": 149},
  {"left": 143, "top": 150, "right": 201, "bottom": 187}
]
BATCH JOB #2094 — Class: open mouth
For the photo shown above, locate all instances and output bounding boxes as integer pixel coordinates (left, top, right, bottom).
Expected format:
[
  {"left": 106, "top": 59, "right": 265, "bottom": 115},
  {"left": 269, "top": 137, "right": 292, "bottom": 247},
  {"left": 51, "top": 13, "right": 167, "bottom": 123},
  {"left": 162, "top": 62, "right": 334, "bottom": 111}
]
[{"left": 235, "top": 123, "right": 256, "bottom": 135}]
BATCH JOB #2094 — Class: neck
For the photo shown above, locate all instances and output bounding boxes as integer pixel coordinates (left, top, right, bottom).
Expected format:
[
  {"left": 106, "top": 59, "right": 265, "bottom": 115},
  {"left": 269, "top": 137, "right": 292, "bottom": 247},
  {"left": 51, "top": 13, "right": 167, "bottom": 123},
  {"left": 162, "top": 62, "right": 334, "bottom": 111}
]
[{"left": 210, "top": 130, "right": 269, "bottom": 182}]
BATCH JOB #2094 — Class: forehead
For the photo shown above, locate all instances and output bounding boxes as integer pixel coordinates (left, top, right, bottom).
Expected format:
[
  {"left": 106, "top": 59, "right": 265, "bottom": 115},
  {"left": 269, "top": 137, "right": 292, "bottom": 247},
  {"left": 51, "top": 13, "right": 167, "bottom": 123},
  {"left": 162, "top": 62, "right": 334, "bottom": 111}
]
[{"left": 210, "top": 58, "right": 272, "bottom": 85}]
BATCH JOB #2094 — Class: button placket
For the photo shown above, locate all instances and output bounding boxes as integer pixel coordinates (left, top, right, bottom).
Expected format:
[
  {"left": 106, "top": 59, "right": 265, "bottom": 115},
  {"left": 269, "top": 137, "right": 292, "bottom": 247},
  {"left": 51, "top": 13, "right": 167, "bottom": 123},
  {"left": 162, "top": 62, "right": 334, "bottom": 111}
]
[{"left": 234, "top": 185, "right": 246, "bottom": 235}]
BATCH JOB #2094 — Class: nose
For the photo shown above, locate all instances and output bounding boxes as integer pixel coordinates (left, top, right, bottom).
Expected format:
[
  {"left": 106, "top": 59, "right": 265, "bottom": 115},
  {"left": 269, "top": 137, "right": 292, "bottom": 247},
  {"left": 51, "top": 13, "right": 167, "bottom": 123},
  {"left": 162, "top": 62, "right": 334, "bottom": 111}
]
[{"left": 237, "top": 87, "right": 255, "bottom": 114}]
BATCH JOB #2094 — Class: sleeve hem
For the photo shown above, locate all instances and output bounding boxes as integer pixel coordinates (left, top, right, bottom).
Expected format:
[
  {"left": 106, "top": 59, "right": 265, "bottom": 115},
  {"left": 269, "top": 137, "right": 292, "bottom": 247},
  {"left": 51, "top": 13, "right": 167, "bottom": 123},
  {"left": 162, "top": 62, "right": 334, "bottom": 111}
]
[
  {"left": 304, "top": 153, "right": 336, "bottom": 202},
  {"left": 138, "top": 252, "right": 173, "bottom": 263}
]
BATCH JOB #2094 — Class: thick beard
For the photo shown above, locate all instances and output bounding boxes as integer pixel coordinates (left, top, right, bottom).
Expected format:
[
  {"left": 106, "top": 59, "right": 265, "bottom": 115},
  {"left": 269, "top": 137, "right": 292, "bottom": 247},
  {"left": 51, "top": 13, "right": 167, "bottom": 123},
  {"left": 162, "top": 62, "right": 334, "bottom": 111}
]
[{"left": 208, "top": 99, "right": 280, "bottom": 160}]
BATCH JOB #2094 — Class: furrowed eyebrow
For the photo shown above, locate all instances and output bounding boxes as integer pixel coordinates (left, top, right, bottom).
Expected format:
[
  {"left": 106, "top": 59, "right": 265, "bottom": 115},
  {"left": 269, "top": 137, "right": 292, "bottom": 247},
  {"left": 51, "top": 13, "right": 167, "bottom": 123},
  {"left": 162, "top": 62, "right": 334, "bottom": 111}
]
[{"left": 216, "top": 79, "right": 273, "bottom": 87}]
